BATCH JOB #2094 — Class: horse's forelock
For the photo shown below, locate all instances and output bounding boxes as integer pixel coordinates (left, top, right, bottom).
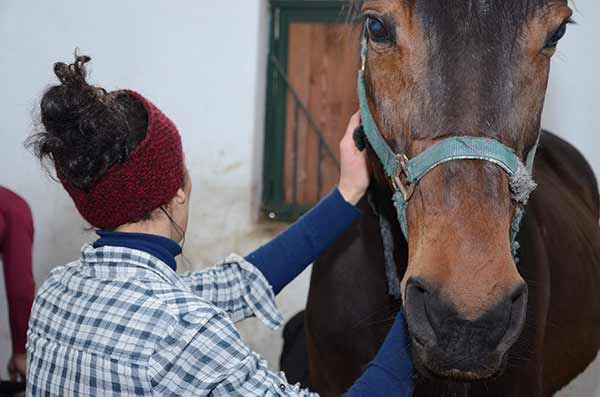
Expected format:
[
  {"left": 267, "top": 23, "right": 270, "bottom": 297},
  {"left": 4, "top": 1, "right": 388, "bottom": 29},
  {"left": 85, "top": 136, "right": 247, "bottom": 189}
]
[{"left": 350, "top": 0, "right": 557, "bottom": 25}]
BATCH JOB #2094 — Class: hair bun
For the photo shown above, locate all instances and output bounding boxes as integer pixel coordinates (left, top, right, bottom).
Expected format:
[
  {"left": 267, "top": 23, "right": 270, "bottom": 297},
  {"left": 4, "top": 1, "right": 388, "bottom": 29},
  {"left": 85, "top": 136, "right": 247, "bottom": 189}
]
[
  {"left": 53, "top": 54, "right": 92, "bottom": 88},
  {"left": 28, "top": 51, "right": 148, "bottom": 192}
]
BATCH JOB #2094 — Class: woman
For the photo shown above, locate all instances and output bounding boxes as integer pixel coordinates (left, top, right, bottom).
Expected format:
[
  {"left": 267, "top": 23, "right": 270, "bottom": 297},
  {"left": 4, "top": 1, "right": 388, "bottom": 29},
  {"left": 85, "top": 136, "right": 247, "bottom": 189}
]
[
  {"left": 26, "top": 55, "right": 413, "bottom": 396},
  {"left": 0, "top": 186, "right": 35, "bottom": 383}
]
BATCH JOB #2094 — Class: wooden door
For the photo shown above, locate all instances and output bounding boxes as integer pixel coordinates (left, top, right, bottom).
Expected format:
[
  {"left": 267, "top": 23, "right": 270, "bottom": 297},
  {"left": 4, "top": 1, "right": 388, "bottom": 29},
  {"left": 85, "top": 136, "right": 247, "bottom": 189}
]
[{"left": 263, "top": 2, "right": 360, "bottom": 220}]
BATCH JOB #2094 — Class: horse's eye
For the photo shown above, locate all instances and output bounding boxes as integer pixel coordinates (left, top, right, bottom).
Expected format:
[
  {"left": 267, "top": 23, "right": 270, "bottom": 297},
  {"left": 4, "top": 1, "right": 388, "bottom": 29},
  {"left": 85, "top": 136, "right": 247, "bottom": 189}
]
[
  {"left": 545, "top": 22, "right": 568, "bottom": 49},
  {"left": 366, "top": 17, "right": 390, "bottom": 42}
]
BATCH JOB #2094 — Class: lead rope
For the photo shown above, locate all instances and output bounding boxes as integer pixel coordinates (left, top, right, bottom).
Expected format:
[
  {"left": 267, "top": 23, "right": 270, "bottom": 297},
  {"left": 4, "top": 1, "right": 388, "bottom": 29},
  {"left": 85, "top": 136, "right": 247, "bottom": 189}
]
[{"left": 367, "top": 191, "right": 403, "bottom": 300}]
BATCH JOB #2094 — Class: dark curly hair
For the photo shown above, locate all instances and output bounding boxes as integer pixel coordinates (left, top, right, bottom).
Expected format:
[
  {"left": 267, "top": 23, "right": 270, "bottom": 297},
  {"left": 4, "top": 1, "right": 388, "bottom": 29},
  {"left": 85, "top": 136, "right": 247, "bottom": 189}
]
[{"left": 28, "top": 52, "right": 148, "bottom": 191}]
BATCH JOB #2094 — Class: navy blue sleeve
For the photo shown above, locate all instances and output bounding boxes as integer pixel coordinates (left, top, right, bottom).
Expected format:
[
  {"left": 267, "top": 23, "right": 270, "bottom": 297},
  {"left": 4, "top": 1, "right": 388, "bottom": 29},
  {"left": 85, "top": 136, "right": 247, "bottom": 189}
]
[
  {"left": 245, "top": 188, "right": 361, "bottom": 295},
  {"left": 345, "top": 313, "right": 414, "bottom": 397}
]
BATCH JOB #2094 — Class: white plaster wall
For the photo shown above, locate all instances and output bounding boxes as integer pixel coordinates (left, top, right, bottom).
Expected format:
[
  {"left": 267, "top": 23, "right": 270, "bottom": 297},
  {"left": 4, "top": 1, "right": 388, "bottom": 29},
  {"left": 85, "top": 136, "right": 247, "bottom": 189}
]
[
  {"left": 543, "top": 0, "right": 600, "bottom": 177},
  {"left": 0, "top": 0, "right": 598, "bottom": 394}
]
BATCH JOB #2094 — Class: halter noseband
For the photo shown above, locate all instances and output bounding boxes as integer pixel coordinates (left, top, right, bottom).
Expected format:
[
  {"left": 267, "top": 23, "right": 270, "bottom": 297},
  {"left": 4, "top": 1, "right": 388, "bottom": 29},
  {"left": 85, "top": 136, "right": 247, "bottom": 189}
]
[{"left": 357, "top": 34, "right": 538, "bottom": 259}]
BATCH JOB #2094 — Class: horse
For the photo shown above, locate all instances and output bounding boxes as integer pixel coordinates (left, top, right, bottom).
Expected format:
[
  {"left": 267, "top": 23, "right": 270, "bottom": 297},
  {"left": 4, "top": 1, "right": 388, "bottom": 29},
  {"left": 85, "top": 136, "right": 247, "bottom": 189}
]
[{"left": 303, "top": 0, "right": 600, "bottom": 396}]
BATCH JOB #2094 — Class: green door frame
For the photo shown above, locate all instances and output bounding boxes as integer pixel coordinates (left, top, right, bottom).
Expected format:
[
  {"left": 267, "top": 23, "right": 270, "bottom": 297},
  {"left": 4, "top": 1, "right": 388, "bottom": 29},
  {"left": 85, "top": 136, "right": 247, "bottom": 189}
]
[{"left": 262, "top": 0, "right": 351, "bottom": 221}]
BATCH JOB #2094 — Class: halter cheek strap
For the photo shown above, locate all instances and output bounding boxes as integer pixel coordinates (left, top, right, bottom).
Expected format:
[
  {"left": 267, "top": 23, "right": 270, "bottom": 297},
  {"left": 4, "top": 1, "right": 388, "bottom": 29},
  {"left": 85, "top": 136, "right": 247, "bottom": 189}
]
[{"left": 357, "top": 34, "right": 538, "bottom": 259}]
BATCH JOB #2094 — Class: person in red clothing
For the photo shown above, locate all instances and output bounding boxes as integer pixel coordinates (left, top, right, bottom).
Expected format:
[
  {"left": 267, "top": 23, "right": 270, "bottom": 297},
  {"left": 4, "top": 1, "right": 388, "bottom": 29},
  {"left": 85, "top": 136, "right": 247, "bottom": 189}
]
[{"left": 0, "top": 187, "right": 35, "bottom": 382}]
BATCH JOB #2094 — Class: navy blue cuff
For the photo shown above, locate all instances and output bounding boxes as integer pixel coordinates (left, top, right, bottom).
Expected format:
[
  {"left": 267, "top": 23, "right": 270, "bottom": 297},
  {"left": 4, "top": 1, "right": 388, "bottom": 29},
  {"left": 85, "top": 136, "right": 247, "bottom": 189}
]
[
  {"left": 304, "top": 187, "right": 362, "bottom": 246},
  {"left": 345, "top": 313, "right": 414, "bottom": 397},
  {"left": 344, "top": 364, "right": 413, "bottom": 397},
  {"left": 246, "top": 187, "right": 361, "bottom": 294}
]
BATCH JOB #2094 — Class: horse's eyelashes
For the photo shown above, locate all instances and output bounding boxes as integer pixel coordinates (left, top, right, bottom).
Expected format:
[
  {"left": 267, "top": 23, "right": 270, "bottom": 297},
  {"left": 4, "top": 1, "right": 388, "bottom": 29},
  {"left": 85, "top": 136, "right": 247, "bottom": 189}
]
[{"left": 545, "top": 20, "right": 571, "bottom": 49}]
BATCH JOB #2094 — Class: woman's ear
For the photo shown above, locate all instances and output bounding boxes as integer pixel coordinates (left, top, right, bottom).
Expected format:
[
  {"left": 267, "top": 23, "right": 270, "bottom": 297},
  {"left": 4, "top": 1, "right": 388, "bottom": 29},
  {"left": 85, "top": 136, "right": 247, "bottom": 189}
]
[{"left": 173, "top": 188, "right": 187, "bottom": 205}]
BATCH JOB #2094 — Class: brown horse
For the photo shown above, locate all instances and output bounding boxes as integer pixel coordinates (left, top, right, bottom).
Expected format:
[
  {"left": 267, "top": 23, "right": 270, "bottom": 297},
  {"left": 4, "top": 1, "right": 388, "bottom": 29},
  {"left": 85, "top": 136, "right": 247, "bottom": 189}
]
[{"left": 304, "top": 0, "right": 600, "bottom": 396}]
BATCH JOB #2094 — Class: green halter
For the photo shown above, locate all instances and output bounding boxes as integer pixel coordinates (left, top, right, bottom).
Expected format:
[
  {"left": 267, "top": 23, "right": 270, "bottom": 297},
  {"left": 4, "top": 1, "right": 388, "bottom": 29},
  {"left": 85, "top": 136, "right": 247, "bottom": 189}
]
[{"left": 357, "top": 35, "right": 538, "bottom": 259}]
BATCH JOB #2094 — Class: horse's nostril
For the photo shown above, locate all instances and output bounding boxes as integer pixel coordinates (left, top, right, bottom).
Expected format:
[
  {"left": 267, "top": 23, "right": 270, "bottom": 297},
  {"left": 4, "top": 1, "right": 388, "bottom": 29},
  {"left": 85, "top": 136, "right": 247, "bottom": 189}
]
[
  {"left": 407, "top": 277, "right": 433, "bottom": 295},
  {"left": 510, "top": 283, "right": 527, "bottom": 303},
  {"left": 499, "top": 282, "right": 528, "bottom": 351},
  {"left": 404, "top": 278, "right": 438, "bottom": 346},
  {"left": 415, "top": 284, "right": 428, "bottom": 294}
]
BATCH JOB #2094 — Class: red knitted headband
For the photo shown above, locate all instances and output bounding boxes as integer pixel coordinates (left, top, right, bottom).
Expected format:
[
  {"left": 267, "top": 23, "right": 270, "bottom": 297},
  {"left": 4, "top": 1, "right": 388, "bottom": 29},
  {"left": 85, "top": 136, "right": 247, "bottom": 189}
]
[{"left": 61, "top": 90, "right": 185, "bottom": 229}]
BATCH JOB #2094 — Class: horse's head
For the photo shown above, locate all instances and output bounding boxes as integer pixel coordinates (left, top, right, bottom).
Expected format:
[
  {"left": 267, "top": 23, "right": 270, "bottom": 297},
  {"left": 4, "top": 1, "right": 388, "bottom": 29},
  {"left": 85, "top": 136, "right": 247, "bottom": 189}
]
[{"left": 355, "top": 0, "right": 572, "bottom": 381}]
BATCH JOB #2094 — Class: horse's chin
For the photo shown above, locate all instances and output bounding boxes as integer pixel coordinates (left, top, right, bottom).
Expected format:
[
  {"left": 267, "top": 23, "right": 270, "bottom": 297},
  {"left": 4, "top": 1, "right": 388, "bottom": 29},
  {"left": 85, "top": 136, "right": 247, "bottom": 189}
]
[
  {"left": 414, "top": 363, "right": 504, "bottom": 382},
  {"left": 411, "top": 338, "right": 508, "bottom": 382}
]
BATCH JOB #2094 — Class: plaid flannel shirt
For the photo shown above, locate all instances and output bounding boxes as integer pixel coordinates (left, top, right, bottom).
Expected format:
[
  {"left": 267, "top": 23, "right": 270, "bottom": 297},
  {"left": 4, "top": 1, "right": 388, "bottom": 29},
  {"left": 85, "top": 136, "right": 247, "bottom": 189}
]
[{"left": 26, "top": 244, "right": 319, "bottom": 396}]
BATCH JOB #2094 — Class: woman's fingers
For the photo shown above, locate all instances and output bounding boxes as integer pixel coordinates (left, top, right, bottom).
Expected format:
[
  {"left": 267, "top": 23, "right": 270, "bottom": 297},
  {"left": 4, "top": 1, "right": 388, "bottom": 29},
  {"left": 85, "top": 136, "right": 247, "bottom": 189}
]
[{"left": 338, "top": 111, "right": 370, "bottom": 205}]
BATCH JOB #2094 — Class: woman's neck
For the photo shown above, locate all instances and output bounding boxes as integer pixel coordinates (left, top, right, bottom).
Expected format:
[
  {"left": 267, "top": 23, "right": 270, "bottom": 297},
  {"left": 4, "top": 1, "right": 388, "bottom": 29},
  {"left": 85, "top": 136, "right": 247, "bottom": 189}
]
[{"left": 115, "top": 219, "right": 176, "bottom": 241}]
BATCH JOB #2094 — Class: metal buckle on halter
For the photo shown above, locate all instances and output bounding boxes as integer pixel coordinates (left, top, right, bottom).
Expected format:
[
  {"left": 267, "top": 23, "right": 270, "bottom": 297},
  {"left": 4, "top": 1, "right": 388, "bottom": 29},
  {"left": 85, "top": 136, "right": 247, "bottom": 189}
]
[{"left": 391, "top": 154, "right": 416, "bottom": 201}]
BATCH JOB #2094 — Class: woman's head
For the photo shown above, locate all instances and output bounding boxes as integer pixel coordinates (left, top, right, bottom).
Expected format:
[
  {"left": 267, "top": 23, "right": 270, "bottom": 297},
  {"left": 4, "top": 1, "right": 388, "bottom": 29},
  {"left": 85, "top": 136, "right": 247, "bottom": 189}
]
[{"left": 29, "top": 53, "right": 189, "bottom": 241}]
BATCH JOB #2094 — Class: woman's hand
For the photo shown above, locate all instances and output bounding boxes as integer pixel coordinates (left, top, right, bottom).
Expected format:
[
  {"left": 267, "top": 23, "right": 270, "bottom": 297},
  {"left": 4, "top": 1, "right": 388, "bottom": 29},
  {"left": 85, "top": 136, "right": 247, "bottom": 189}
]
[
  {"left": 8, "top": 352, "right": 27, "bottom": 382},
  {"left": 338, "top": 112, "right": 370, "bottom": 205}
]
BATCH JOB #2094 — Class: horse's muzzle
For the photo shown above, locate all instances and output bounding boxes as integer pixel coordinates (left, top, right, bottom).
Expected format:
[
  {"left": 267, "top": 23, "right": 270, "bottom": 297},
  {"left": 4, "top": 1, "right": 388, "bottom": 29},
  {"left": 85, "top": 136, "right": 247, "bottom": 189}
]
[{"left": 404, "top": 277, "right": 528, "bottom": 380}]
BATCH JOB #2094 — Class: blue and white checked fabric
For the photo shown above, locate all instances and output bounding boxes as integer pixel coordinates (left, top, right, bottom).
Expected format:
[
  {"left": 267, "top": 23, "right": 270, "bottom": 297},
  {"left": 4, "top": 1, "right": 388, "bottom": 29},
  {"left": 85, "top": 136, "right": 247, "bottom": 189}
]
[{"left": 26, "top": 244, "right": 318, "bottom": 396}]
